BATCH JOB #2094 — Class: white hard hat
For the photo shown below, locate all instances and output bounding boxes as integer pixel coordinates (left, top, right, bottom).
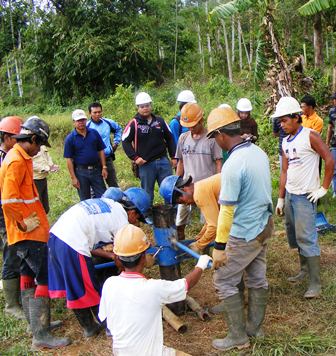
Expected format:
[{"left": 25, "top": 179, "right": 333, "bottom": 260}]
[
  {"left": 236, "top": 98, "right": 252, "bottom": 112},
  {"left": 135, "top": 92, "right": 152, "bottom": 106},
  {"left": 271, "top": 97, "right": 302, "bottom": 118},
  {"left": 177, "top": 90, "right": 196, "bottom": 103},
  {"left": 218, "top": 103, "right": 232, "bottom": 109}
]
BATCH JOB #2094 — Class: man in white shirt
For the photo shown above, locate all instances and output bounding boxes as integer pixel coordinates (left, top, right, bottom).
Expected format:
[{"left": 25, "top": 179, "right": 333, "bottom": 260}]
[
  {"left": 99, "top": 224, "right": 212, "bottom": 356},
  {"left": 48, "top": 187, "right": 150, "bottom": 339},
  {"left": 273, "top": 97, "right": 334, "bottom": 299}
]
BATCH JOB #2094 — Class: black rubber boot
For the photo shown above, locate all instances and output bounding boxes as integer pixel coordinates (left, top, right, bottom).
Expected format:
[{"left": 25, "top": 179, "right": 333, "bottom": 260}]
[
  {"left": 212, "top": 294, "right": 250, "bottom": 351},
  {"left": 3, "top": 278, "right": 25, "bottom": 319},
  {"left": 304, "top": 256, "right": 321, "bottom": 299},
  {"left": 21, "top": 288, "right": 35, "bottom": 324},
  {"left": 246, "top": 288, "right": 268, "bottom": 337},
  {"left": 29, "top": 297, "right": 71, "bottom": 350},
  {"left": 73, "top": 308, "right": 102, "bottom": 338},
  {"left": 288, "top": 252, "right": 308, "bottom": 283}
]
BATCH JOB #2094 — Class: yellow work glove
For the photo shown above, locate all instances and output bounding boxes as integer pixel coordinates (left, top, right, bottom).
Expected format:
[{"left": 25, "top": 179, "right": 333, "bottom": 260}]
[{"left": 212, "top": 248, "right": 227, "bottom": 270}]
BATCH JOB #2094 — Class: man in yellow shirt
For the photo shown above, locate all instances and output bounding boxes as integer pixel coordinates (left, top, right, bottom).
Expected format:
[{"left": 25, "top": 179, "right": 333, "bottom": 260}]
[
  {"left": 159, "top": 173, "right": 220, "bottom": 253},
  {"left": 301, "top": 95, "right": 323, "bottom": 134}
]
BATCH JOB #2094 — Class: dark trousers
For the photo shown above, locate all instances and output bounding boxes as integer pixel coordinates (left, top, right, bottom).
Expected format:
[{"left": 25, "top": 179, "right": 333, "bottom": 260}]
[
  {"left": 2, "top": 232, "right": 21, "bottom": 280},
  {"left": 105, "top": 156, "right": 118, "bottom": 187},
  {"left": 34, "top": 178, "right": 49, "bottom": 214},
  {"left": 75, "top": 166, "right": 106, "bottom": 201}
]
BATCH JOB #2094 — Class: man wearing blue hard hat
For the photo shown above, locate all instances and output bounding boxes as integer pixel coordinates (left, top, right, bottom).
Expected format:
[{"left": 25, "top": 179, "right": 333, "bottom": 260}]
[{"left": 47, "top": 187, "right": 150, "bottom": 341}]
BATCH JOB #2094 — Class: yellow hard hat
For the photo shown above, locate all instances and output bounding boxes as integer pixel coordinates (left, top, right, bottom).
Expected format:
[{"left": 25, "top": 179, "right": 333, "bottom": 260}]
[
  {"left": 113, "top": 224, "right": 150, "bottom": 257},
  {"left": 206, "top": 107, "right": 240, "bottom": 138},
  {"left": 180, "top": 103, "right": 204, "bottom": 128}
]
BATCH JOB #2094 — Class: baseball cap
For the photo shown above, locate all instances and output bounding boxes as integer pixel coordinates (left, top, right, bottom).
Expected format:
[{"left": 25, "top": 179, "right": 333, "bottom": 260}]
[{"left": 72, "top": 109, "right": 87, "bottom": 121}]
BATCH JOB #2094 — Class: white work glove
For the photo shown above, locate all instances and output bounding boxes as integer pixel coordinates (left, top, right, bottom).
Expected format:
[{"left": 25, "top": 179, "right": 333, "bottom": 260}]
[
  {"left": 307, "top": 187, "right": 328, "bottom": 203},
  {"left": 196, "top": 255, "right": 212, "bottom": 270},
  {"left": 276, "top": 198, "right": 285, "bottom": 216},
  {"left": 22, "top": 212, "right": 40, "bottom": 232}
]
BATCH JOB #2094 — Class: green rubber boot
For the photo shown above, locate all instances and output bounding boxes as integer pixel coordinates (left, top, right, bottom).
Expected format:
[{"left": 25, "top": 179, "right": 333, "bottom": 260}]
[
  {"left": 304, "top": 256, "right": 321, "bottom": 299},
  {"left": 246, "top": 288, "right": 268, "bottom": 337},
  {"left": 212, "top": 294, "right": 250, "bottom": 351},
  {"left": 3, "top": 278, "right": 25, "bottom": 320},
  {"left": 29, "top": 297, "right": 71, "bottom": 350},
  {"left": 288, "top": 253, "right": 307, "bottom": 283}
]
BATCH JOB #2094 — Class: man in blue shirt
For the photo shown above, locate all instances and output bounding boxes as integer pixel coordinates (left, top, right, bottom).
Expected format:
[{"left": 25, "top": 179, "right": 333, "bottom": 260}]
[
  {"left": 206, "top": 107, "right": 273, "bottom": 352},
  {"left": 64, "top": 109, "right": 107, "bottom": 201},
  {"left": 87, "top": 102, "right": 122, "bottom": 187}
]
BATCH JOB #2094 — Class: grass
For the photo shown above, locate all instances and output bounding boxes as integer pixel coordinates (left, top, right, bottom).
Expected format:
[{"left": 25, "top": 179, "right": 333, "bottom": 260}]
[{"left": 1, "top": 111, "right": 336, "bottom": 355}]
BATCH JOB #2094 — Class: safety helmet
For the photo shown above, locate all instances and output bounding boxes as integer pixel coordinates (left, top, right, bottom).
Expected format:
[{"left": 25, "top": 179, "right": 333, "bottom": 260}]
[
  {"left": 13, "top": 116, "right": 51, "bottom": 147},
  {"left": 207, "top": 107, "right": 240, "bottom": 138},
  {"left": 123, "top": 187, "right": 151, "bottom": 221},
  {"left": 271, "top": 97, "right": 302, "bottom": 119},
  {"left": 159, "top": 175, "right": 192, "bottom": 204},
  {"left": 180, "top": 103, "right": 204, "bottom": 128},
  {"left": 113, "top": 224, "right": 150, "bottom": 258},
  {"left": 102, "top": 187, "right": 125, "bottom": 202},
  {"left": 177, "top": 90, "right": 196, "bottom": 104},
  {"left": 236, "top": 98, "right": 252, "bottom": 112},
  {"left": 0, "top": 116, "right": 23, "bottom": 135},
  {"left": 135, "top": 92, "right": 152, "bottom": 106},
  {"left": 218, "top": 103, "right": 232, "bottom": 109}
]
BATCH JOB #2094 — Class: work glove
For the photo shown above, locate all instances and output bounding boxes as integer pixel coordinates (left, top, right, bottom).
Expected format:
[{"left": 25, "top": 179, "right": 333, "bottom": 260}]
[
  {"left": 23, "top": 212, "right": 40, "bottom": 232},
  {"left": 145, "top": 254, "right": 155, "bottom": 268},
  {"left": 196, "top": 255, "right": 212, "bottom": 270},
  {"left": 212, "top": 249, "right": 227, "bottom": 270},
  {"left": 307, "top": 187, "right": 328, "bottom": 203},
  {"left": 275, "top": 198, "right": 285, "bottom": 216}
]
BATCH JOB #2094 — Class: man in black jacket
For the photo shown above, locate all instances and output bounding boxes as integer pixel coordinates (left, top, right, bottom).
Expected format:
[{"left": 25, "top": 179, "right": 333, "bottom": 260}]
[{"left": 122, "top": 92, "right": 176, "bottom": 204}]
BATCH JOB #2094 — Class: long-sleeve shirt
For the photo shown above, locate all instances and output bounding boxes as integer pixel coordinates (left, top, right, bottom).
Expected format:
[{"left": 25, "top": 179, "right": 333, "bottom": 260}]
[{"left": 122, "top": 113, "right": 176, "bottom": 162}]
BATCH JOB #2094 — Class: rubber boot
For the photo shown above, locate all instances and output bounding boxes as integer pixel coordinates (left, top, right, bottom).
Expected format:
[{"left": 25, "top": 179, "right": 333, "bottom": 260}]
[
  {"left": 29, "top": 297, "right": 71, "bottom": 350},
  {"left": 304, "top": 256, "right": 321, "bottom": 299},
  {"left": 3, "top": 278, "right": 25, "bottom": 319},
  {"left": 212, "top": 294, "right": 250, "bottom": 351},
  {"left": 176, "top": 225, "right": 186, "bottom": 240},
  {"left": 21, "top": 288, "right": 36, "bottom": 324},
  {"left": 246, "top": 288, "right": 268, "bottom": 337},
  {"left": 288, "top": 253, "right": 307, "bottom": 283},
  {"left": 73, "top": 308, "right": 102, "bottom": 338}
]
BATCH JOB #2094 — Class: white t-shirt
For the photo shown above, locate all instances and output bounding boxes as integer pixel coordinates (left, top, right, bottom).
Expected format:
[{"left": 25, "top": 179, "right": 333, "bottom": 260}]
[
  {"left": 50, "top": 198, "right": 128, "bottom": 257},
  {"left": 99, "top": 272, "right": 187, "bottom": 356},
  {"left": 282, "top": 126, "right": 320, "bottom": 195}
]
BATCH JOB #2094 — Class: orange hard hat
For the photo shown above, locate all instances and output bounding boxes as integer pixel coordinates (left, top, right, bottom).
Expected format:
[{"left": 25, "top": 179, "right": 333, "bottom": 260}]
[
  {"left": 207, "top": 107, "right": 240, "bottom": 138},
  {"left": 113, "top": 224, "right": 150, "bottom": 257},
  {"left": 0, "top": 116, "right": 23, "bottom": 135},
  {"left": 180, "top": 103, "right": 204, "bottom": 128}
]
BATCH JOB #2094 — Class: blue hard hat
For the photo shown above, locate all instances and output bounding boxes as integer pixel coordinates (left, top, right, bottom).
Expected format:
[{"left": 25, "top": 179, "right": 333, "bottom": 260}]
[
  {"left": 124, "top": 187, "right": 151, "bottom": 221},
  {"left": 102, "top": 187, "right": 125, "bottom": 202},
  {"left": 159, "top": 175, "right": 192, "bottom": 204}
]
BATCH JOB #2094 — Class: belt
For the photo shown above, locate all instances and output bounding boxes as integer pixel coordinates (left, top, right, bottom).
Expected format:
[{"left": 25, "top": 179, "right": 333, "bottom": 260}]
[{"left": 75, "top": 164, "right": 100, "bottom": 170}]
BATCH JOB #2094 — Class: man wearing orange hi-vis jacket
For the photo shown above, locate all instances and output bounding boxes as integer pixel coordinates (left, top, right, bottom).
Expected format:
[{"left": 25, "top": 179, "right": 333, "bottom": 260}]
[{"left": 0, "top": 116, "right": 70, "bottom": 350}]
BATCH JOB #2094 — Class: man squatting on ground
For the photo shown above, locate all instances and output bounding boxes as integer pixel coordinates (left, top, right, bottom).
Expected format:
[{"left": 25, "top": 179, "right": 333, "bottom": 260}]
[
  {"left": 274, "top": 97, "right": 334, "bottom": 299},
  {"left": 0, "top": 116, "right": 71, "bottom": 350},
  {"left": 48, "top": 187, "right": 151, "bottom": 338},
  {"left": 207, "top": 107, "right": 274, "bottom": 352},
  {"left": 99, "top": 224, "right": 212, "bottom": 356}
]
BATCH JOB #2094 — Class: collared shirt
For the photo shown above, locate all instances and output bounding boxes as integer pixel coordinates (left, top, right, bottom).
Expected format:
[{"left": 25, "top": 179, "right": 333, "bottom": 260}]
[
  {"left": 64, "top": 127, "right": 105, "bottom": 165},
  {"left": 87, "top": 118, "right": 122, "bottom": 157},
  {"left": 219, "top": 141, "right": 272, "bottom": 241},
  {"left": 302, "top": 112, "right": 323, "bottom": 134},
  {"left": 0, "top": 144, "right": 49, "bottom": 245}
]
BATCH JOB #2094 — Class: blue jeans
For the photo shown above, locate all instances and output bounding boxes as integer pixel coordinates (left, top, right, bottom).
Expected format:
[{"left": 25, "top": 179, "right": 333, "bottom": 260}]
[
  {"left": 75, "top": 166, "right": 106, "bottom": 201},
  {"left": 331, "top": 148, "right": 336, "bottom": 195},
  {"left": 139, "top": 157, "right": 172, "bottom": 204},
  {"left": 285, "top": 192, "right": 320, "bottom": 257}
]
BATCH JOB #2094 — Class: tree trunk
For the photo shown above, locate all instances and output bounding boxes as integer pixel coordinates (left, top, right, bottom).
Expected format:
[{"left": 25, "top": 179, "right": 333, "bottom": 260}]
[
  {"left": 196, "top": 22, "right": 205, "bottom": 75},
  {"left": 313, "top": 13, "right": 323, "bottom": 68},
  {"left": 231, "top": 15, "right": 235, "bottom": 64},
  {"left": 205, "top": 1, "right": 213, "bottom": 68},
  {"left": 6, "top": 58, "right": 13, "bottom": 97},
  {"left": 238, "top": 19, "right": 242, "bottom": 70},
  {"left": 173, "top": 0, "right": 178, "bottom": 80},
  {"left": 249, "top": 15, "right": 253, "bottom": 64},
  {"left": 333, "top": 65, "right": 336, "bottom": 93},
  {"left": 221, "top": 20, "right": 233, "bottom": 83},
  {"left": 238, "top": 20, "right": 251, "bottom": 70}
]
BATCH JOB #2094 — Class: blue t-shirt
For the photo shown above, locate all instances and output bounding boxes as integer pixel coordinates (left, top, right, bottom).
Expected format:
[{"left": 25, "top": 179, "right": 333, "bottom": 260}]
[
  {"left": 64, "top": 127, "right": 106, "bottom": 165},
  {"left": 87, "top": 118, "right": 122, "bottom": 157},
  {"left": 169, "top": 112, "right": 189, "bottom": 145},
  {"left": 329, "top": 106, "right": 336, "bottom": 147},
  {"left": 219, "top": 141, "right": 273, "bottom": 241}
]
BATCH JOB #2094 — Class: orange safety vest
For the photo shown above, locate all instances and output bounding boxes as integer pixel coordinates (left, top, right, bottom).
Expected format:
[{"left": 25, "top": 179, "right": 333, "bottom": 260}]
[{"left": 0, "top": 144, "right": 49, "bottom": 245}]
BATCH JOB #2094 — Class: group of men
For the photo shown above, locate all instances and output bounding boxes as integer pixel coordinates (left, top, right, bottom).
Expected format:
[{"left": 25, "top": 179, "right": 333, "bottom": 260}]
[{"left": 0, "top": 90, "right": 335, "bottom": 355}]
